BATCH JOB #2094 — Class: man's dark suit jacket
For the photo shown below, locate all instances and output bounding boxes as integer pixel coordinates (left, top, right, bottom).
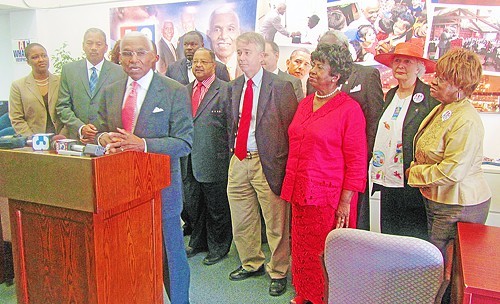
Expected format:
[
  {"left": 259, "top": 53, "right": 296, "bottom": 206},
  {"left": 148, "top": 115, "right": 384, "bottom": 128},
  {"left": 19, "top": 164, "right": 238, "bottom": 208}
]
[
  {"left": 166, "top": 58, "right": 230, "bottom": 85},
  {"left": 229, "top": 69, "right": 298, "bottom": 195},
  {"left": 185, "top": 78, "right": 231, "bottom": 183},
  {"left": 277, "top": 69, "right": 304, "bottom": 101}
]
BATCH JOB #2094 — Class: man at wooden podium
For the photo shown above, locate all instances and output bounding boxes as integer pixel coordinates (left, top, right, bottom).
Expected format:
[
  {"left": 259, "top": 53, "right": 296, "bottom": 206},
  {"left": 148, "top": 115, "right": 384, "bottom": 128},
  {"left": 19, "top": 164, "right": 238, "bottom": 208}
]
[{"left": 95, "top": 31, "right": 193, "bottom": 304}]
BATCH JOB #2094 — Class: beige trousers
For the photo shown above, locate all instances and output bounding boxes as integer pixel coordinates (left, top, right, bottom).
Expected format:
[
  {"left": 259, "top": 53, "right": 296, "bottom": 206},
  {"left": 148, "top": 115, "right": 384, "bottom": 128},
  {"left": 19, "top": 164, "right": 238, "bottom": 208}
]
[{"left": 227, "top": 154, "right": 290, "bottom": 279}]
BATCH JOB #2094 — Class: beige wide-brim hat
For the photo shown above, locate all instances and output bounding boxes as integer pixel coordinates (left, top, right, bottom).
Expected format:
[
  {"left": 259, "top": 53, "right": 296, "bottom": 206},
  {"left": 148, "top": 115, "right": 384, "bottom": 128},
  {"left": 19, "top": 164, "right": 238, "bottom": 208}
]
[{"left": 374, "top": 39, "right": 436, "bottom": 73}]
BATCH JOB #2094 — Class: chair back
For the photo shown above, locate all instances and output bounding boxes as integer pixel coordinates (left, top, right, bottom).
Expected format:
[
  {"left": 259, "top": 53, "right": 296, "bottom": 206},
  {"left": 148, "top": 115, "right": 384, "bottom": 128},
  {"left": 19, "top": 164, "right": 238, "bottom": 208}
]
[{"left": 324, "top": 229, "right": 443, "bottom": 304}]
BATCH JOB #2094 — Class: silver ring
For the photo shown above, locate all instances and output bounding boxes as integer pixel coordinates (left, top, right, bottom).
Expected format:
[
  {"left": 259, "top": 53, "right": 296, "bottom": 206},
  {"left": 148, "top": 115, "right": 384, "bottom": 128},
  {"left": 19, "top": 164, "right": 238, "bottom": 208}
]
[{"left": 120, "top": 147, "right": 124, "bottom": 152}]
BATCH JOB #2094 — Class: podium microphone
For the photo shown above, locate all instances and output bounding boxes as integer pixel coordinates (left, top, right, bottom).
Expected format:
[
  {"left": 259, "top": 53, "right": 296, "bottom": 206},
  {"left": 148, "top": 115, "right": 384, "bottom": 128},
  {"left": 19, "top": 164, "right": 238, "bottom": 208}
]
[
  {"left": 50, "top": 134, "right": 67, "bottom": 150},
  {"left": 54, "top": 137, "right": 105, "bottom": 157}
]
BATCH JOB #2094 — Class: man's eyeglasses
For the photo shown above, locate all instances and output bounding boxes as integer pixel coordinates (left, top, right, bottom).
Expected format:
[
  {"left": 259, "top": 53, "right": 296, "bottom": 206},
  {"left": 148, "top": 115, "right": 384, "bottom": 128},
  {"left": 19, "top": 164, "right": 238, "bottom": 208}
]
[{"left": 120, "top": 50, "right": 150, "bottom": 58}]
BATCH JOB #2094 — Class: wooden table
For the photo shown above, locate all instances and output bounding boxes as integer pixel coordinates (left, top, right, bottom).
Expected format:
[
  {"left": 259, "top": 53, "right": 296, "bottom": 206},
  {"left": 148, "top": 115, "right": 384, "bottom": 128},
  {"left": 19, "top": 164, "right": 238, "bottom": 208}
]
[{"left": 452, "top": 222, "right": 500, "bottom": 303}]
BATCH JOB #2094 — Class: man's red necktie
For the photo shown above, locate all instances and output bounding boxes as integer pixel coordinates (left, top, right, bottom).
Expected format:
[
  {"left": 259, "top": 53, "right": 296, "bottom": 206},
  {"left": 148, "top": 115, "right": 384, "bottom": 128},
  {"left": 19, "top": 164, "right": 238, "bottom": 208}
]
[
  {"left": 234, "top": 79, "right": 254, "bottom": 160},
  {"left": 122, "top": 81, "right": 139, "bottom": 132},
  {"left": 191, "top": 82, "right": 203, "bottom": 117}
]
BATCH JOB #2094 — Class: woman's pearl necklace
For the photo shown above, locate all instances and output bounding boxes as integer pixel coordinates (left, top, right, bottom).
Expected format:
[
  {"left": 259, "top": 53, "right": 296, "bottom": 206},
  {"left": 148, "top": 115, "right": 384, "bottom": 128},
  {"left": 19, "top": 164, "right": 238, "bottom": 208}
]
[
  {"left": 34, "top": 76, "right": 49, "bottom": 87},
  {"left": 315, "top": 86, "right": 340, "bottom": 99}
]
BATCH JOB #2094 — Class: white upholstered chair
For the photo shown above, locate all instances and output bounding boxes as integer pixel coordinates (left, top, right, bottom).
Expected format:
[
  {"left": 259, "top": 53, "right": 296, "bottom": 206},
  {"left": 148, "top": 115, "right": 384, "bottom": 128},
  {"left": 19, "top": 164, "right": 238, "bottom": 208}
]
[{"left": 324, "top": 228, "right": 444, "bottom": 304}]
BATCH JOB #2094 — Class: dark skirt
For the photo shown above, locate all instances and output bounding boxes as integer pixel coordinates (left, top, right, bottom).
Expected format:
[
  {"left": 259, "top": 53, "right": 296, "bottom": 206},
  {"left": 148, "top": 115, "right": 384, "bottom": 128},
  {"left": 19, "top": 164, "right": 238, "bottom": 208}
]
[{"left": 379, "top": 185, "right": 428, "bottom": 240}]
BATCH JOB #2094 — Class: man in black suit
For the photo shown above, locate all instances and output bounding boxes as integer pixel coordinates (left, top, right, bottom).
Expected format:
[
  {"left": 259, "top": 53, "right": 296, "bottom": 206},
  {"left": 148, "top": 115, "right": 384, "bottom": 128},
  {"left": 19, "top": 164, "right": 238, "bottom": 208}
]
[
  {"left": 312, "top": 30, "right": 385, "bottom": 230},
  {"left": 183, "top": 48, "right": 232, "bottom": 266},
  {"left": 262, "top": 40, "right": 304, "bottom": 101},
  {"left": 166, "top": 31, "right": 230, "bottom": 85},
  {"left": 227, "top": 32, "right": 297, "bottom": 297}
]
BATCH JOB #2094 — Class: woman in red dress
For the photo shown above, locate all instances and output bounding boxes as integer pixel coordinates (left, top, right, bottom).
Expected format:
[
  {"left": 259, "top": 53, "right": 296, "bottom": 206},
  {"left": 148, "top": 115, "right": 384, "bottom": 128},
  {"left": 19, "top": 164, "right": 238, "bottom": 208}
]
[{"left": 281, "top": 44, "right": 367, "bottom": 304}]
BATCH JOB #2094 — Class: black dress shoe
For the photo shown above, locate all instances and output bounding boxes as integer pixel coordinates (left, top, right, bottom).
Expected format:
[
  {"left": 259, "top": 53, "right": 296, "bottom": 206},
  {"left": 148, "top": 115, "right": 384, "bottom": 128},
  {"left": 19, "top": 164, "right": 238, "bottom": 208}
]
[
  {"left": 269, "top": 278, "right": 287, "bottom": 296},
  {"left": 185, "top": 246, "right": 205, "bottom": 258},
  {"left": 202, "top": 253, "right": 227, "bottom": 265},
  {"left": 229, "top": 264, "right": 265, "bottom": 281}
]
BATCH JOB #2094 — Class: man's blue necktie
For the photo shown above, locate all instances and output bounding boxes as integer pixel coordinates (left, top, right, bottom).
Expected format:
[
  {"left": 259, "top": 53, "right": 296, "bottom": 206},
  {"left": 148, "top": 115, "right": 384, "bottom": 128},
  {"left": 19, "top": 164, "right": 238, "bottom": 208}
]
[{"left": 89, "top": 67, "right": 98, "bottom": 94}]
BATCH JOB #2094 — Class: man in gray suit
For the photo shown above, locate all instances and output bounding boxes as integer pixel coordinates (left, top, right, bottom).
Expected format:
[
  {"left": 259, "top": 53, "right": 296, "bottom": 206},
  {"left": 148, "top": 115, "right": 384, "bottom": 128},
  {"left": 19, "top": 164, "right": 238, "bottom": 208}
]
[
  {"left": 262, "top": 40, "right": 304, "bottom": 101},
  {"left": 95, "top": 32, "right": 193, "bottom": 304},
  {"left": 227, "top": 32, "right": 297, "bottom": 297},
  {"left": 166, "top": 31, "right": 230, "bottom": 85},
  {"left": 311, "top": 30, "right": 385, "bottom": 230},
  {"left": 56, "top": 28, "right": 125, "bottom": 142},
  {"left": 183, "top": 48, "right": 232, "bottom": 266}
]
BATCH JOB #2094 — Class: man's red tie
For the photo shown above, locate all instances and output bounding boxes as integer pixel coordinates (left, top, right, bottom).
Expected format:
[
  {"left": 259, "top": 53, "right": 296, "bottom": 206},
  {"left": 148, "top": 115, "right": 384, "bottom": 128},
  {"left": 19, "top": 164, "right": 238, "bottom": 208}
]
[
  {"left": 122, "top": 81, "right": 139, "bottom": 132},
  {"left": 234, "top": 79, "right": 254, "bottom": 160},
  {"left": 191, "top": 82, "right": 203, "bottom": 117}
]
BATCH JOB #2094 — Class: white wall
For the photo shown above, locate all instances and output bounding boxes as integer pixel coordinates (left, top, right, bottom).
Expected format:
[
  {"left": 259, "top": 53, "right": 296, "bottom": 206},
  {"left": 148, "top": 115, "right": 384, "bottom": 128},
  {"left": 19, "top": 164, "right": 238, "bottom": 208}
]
[
  {"left": 0, "top": 12, "right": 14, "bottom": 101},
  {"left": 480, "top": 113, "right": 500, "bottom": 159},
  {"left": 37, "top": 4, "right": 112, "bottom": 59}
]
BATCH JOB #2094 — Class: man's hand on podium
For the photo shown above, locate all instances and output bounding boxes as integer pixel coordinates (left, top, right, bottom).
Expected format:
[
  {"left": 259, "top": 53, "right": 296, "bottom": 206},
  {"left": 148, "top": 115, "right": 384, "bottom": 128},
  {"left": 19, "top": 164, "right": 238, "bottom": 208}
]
[
  {"left": 80, "top": 124, "right": 98, "bottom": 144},
  {"left": 105, "top": 128, "right": 145, "bottom": 154}
]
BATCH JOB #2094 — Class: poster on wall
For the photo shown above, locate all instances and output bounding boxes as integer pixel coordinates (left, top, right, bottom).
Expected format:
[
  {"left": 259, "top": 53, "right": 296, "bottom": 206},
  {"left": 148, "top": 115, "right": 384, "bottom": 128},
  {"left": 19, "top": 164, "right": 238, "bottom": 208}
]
[
  {"left": 12, "top": 39, "right": 31, "bottom": 63},
  {"left": 325, "top": 0, "right": 427, "bottom": 63},
  {"left": 428, "top": 6, "right": 500, "bottom": 73},
  {"left": 427, "top": 4, "right": 500, "bottom": 113},
  {"left": 110, "top": 0, "right": 257, "bottom": 76},
  {"left": 256, "top": 0, "right": 328, "bottom": 47},
  {"left": 325, "top": 0, "right": 500, "bottom": 113},
  {"left": 108, "top": 0, "right": 499, "bottom": 113}
]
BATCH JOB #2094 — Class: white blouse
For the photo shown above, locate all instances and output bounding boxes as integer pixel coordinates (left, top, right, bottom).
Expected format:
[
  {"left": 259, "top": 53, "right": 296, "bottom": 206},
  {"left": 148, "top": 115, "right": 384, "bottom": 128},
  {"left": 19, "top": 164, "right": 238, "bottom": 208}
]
[{"left": 371, "top": 93, "right": 411, "bottom": 188}]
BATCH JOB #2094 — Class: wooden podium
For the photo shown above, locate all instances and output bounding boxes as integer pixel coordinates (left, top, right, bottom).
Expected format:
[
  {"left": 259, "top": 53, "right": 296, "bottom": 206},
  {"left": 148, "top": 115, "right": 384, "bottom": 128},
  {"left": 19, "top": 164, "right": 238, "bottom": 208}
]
[{"left": 0, "top": 148, "right": 169, "bottom": 303}]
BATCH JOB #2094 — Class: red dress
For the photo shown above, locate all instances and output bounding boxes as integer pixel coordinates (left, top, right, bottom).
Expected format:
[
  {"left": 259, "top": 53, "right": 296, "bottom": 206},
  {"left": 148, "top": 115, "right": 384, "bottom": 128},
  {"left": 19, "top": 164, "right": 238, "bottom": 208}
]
[{"left": 281, "top": 92, "right": 367, "bottom": 303}]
